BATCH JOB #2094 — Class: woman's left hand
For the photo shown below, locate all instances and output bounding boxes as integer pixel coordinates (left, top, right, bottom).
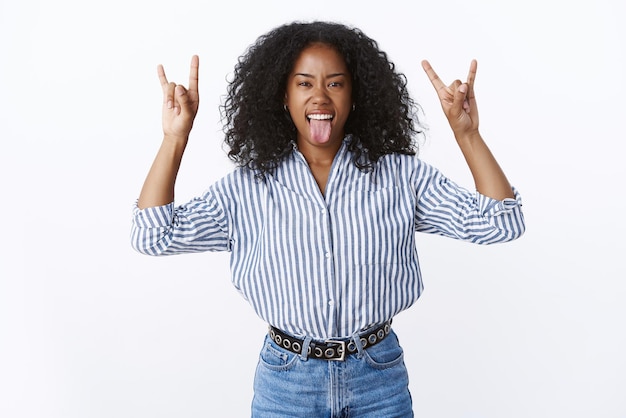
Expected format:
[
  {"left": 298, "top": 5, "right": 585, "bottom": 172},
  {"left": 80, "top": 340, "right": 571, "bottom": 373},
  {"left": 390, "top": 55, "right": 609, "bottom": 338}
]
[{"left": 422, "top": 59, "right": 479, "bottom": 139}]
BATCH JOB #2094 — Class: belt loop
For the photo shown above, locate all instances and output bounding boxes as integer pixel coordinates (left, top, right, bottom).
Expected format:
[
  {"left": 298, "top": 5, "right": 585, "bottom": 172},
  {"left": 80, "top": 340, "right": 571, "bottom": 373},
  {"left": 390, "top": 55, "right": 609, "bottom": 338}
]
[
  {"left": 351, "top": 330, "right": 365, "bottom": 358},
  {"left": 299, "top": 336, "right": 312, "bottom": 361}
]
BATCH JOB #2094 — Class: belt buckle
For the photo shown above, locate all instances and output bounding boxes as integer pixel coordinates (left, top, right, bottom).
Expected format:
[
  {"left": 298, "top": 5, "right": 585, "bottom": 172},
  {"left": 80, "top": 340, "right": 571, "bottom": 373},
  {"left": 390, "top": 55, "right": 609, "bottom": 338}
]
[{"left": 324, "top": 340, "right": 347, "bottom": 361}]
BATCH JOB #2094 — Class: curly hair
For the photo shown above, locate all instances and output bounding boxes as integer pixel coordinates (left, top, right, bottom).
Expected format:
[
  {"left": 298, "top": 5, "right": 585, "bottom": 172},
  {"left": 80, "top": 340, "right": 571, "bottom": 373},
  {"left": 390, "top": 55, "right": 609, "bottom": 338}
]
[{"left": 220, "top": 21, "right": 423, "bottom": 175}]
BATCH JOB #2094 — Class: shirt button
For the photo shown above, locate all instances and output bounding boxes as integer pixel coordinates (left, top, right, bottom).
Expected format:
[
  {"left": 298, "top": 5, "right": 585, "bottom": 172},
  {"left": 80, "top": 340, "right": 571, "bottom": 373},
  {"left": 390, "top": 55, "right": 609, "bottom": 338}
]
[
  {"left": 325, "top": 252, "right": 331, "bottom": 258},
  {"left": 328, "top": 300, "right": 334, "bottom": 306}
]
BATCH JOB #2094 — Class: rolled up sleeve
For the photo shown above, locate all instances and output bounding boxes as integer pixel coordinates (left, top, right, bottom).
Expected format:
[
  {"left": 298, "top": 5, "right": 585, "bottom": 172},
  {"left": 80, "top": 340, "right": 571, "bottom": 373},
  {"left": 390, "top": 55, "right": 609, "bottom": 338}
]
[
  {"left": 415, "top": 166, "right": 525, "bottom": 244},
  {"left": 130, "top": 191, "right": 231, "bottom": 256}
]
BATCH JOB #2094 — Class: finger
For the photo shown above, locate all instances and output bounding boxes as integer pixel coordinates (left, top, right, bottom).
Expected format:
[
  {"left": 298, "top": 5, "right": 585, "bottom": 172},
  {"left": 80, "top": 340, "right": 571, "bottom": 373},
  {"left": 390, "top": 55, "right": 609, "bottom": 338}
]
[
  {"left": 466, "top": 59, "right": 477, "bottom": 91},
  {"left": 451, "top": 79, "right": 469, "bottom": 113},
  {"left": 188, "top": 55, "right": 199, "bottom": 95},
  {"left": 157, "top": 64, "right": 169, "bottom": 88},
  {"left": 421, "top": 60, "right": 447, "bottom": 93},
  {"left": 466, "top": 59, "right": 478, "bottom": 116},
  {"left": 174, "top": 85, "right": 190, "bottom": 115},
  {"left": 163, "top": 82, "right": 176, "bottom": 109},
  {"left": 450, "top": 80, "right": 462, "bottom": 91},
  {"left": 158, "top": 64, "right": 176, "bottom": 109},
  {"left": 451, "top": 82, "right": 469, "bottom": 117}
]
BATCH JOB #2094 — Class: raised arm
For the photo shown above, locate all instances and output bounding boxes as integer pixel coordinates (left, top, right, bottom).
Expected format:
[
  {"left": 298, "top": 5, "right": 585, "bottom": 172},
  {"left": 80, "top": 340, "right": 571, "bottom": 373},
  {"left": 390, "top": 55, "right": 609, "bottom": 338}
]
[
  {"left": 137, "top": 55, "right": 200, "bottom": 209},
  {"left": 421, "top": 59, "right": 514, "bottom": 201}
]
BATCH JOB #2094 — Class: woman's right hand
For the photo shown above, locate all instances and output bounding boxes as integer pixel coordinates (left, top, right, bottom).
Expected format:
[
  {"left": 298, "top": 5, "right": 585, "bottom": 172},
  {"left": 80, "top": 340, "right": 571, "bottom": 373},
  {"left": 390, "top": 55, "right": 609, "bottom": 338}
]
[{"left": 158, "top": 55, "right": 199, "bottom": 142}]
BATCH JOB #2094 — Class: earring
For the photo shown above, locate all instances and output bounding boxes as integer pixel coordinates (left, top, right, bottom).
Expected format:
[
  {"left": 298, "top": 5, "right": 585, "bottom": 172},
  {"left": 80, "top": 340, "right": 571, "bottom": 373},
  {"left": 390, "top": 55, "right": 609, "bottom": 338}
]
[
  {"left": 284, "top": 104, "right": 288, "bottom": 112},
  {"left": 352, "top": 103, "right": 356, "bottom": 111}
]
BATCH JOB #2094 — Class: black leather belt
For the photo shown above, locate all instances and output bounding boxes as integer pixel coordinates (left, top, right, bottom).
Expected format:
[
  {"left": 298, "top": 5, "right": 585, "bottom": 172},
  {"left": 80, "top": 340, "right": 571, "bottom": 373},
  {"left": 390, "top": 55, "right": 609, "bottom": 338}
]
[{"left": 268, "top": 320, "right": 392, "bottom": 361}]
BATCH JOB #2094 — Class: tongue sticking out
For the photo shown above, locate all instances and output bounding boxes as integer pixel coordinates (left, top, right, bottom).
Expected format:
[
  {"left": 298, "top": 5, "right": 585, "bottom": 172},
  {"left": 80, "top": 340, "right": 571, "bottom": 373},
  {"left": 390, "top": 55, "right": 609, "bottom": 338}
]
[{"left": 309, "top": 119, "right": 332, "bottom": 143}]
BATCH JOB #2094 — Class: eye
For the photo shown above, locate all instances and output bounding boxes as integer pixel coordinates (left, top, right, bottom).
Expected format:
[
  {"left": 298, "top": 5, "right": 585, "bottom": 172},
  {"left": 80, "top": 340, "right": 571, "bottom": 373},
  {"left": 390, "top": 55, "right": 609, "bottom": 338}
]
[
  {"left": 329, "top": 81, "right": 342, "bottom": 88},
  {"left": 297, "top": 81, "right": 312, "bottom": 87}
]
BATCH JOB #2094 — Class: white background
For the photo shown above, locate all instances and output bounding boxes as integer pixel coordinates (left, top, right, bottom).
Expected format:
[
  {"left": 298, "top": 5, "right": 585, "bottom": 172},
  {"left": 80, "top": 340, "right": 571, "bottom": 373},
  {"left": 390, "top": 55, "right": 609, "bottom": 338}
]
[{"left": 1, "top": 0, "right": 625, "bottom": 417}]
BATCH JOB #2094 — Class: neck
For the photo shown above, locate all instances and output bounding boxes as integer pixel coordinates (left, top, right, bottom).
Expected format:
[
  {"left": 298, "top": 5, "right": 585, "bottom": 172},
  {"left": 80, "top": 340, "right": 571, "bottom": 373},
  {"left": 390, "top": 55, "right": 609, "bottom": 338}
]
[{"left": 296, "top": 140, "right": 342, "bottom": 167}]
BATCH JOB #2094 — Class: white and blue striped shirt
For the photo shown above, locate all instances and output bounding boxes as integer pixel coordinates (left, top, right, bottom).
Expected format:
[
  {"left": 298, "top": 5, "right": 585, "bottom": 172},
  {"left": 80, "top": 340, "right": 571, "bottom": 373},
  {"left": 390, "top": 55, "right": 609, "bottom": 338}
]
[{"left": 131, "top": 138, "right": 525, "bottom": 340}]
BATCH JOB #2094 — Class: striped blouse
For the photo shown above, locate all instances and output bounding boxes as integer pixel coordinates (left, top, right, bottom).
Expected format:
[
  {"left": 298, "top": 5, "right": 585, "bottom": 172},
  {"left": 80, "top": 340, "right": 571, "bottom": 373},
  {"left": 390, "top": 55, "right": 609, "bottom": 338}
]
[{"left": 131, "top": 137, "right": 525, "bottom": 340}]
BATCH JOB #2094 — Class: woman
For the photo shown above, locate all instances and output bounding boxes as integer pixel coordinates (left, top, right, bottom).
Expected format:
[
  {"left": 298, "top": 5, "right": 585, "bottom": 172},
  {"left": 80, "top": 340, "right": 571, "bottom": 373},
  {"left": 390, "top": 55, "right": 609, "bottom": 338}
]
[{"left": 131, "top": 21, "right": 525, "bottom": 417}]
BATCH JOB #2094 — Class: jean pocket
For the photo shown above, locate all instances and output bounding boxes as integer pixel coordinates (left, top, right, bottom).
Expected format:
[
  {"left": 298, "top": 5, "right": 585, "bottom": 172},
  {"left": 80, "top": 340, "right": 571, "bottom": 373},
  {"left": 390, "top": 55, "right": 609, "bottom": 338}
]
[
  {"left": 258, "top": 339, "right": 299, "bottom": 372},
  {"left": 362, "top": 335, "right": 405, "bottom": 370}
]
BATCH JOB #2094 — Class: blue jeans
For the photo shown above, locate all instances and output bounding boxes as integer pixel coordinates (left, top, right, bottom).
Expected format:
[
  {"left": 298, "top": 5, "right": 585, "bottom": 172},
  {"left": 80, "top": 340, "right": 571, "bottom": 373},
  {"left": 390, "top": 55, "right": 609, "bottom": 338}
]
[{"left": 251, "top": 328, "right": 413, "bottom": 417}]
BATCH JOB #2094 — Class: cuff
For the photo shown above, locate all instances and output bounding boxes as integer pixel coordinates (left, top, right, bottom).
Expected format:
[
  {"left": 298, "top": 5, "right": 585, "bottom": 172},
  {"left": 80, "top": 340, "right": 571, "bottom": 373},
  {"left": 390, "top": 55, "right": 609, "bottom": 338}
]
[
  {"left": 477, "top": 187, "right": 523, "bottom": 217},
  {"left": 132, "top": 201, "right": 175, "bottom": 228}
]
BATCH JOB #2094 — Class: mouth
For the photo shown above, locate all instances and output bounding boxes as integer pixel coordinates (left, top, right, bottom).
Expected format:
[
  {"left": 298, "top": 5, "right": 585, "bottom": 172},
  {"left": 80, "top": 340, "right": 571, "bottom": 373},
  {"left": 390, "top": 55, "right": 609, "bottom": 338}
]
[
  {"left": 306, "top": 113, "right": 334, "bottom": 143},
  {"left": 307, "top": 113, "right": 334, "bottom": 122}
]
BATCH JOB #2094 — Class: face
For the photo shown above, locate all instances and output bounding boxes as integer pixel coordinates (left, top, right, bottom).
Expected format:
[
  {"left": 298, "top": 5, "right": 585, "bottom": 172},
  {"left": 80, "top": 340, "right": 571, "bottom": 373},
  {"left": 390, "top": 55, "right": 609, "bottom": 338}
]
[{"left": 284, "top": 43, "right": 353, "bottom": 153}]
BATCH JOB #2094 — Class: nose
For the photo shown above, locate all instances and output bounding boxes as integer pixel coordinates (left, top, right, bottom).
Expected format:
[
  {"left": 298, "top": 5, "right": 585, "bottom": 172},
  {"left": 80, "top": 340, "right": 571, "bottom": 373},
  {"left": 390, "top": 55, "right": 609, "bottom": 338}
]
[{"left": 311, "top": 84, "right": 329, "bottom": 105}]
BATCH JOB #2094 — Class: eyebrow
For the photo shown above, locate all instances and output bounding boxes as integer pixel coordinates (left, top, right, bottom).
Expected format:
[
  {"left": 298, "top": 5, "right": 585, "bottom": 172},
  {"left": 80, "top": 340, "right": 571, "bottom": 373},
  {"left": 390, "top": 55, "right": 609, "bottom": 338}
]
[{"left": 293, "top": 72, "right": 347, "bottom": 78}]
